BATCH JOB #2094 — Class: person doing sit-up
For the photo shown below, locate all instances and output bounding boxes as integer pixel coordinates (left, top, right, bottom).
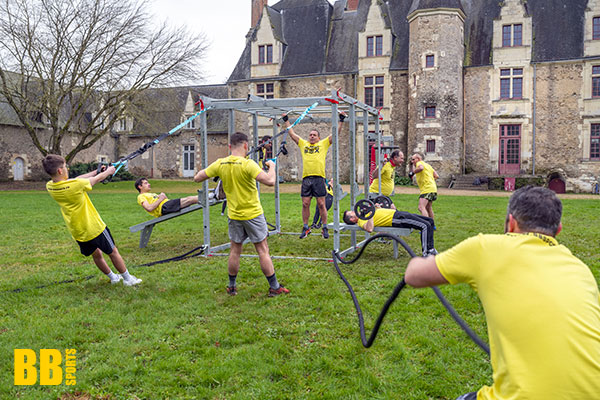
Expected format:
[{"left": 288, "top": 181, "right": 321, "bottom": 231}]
[
  {"left": 135, "top": 178, "right": 198, "bottom": 218},
  {"left": 343, "top": 202, "right": 436, "bottom": 257}
]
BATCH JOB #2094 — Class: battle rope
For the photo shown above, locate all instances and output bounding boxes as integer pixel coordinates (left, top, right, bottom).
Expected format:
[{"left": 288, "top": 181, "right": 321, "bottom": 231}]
[
  {"left": 4, "top": 245, "right": 207, "bottom": 294},
  {"left": 103, "top": 100, "right": 212, "bottom": 180},
  {"left": 332, "top": 233, "right": 490, "bottom": 355}
]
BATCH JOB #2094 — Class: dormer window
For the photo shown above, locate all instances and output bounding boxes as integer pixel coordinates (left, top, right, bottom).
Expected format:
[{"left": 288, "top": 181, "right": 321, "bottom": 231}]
[
  {"left": 185, "top": 116, "right": 196, "bottom": 129},
  {"left": 258, "top": 44, "right": 273, "bottom": 64},
  {"left": 594, "top": 17, "right": 600, "bottom": 40},
  {"left": 502, "top": 24, "right": 522, "bottom": 47},
  {"left": 367, "top": 35, "right": 383, "bottom": 57}
]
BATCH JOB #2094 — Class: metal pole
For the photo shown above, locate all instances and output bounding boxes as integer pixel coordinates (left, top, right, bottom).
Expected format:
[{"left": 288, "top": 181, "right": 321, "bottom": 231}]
[
  {"left": 273, "top": 118, "right": 281, "bottom": 232},
  {"left": 349, "top": 103, "right": 357, "bottom": 249},
  {"left": 253, "top": 113, "right": 260, "bottom": 193},
  {"left": 331, "top": 91, "right": 340, "bottom": 252},
  {"left": 200, "top": 111, "right": 210, "bottom": 251},
  {"left": 363, "top": 112, "right": 370, "bottom": 241},
  {"left": 376, "top": 114, "right": 381, "bottom": 195}
]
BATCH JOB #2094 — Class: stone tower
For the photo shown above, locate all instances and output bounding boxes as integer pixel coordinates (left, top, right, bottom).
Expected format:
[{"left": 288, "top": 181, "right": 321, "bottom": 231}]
[{"left": 407, "top": 0, "right": 465, "bottom": 179}]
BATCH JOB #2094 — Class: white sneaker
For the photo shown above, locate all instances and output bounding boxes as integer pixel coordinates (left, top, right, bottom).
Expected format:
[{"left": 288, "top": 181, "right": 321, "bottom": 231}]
[
  {"left": 123, "top": 275, "right": 142, "bottom": 286},
  {"left": 110, "top": 275, "right": 123, "bottom": 284}
]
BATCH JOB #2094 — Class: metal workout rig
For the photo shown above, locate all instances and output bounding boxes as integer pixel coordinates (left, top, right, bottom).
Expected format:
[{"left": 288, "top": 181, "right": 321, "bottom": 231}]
[{"left": 196, "top": 90, "right": 393, "bottom": 256}]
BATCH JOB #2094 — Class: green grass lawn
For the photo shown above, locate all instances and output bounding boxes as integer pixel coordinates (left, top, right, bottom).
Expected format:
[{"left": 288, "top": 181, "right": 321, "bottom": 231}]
[{"left": 0, "top": 181, "right": 598, "bottom": 399}]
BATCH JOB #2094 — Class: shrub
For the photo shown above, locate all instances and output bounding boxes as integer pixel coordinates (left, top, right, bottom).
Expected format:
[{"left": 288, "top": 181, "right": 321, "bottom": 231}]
[{"left": 395, "top": 175, "right": 413, "bottom": 186}]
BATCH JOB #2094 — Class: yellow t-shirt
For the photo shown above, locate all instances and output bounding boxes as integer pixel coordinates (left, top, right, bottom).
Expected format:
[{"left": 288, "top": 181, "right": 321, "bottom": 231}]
[
  {"left": 137, "top": 192, "right": 168, "bottom": 218},
  {"left": 205, "top": 155, "right": 264, "bottom": 220},
  {"left": 357, "top": 208, "right": 395, "bottom": 229},
  {"left": 298, "top": 137, "right": 331, "bottom": 178},
  {"left": 46, "top": 178, "right": 107, "bottom": 242},
  {"left": 415, "top": 160, "right": 437, "bottom": 194},
  {"left": 369, "top": 161, "right": 395, "bottom": 196},
  {"left": 436, "top": 233, "right": 600, "bottom": 400}
]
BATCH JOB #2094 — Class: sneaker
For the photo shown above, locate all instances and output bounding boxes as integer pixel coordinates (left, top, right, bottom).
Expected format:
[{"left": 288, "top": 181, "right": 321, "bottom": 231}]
[
  {"left": 226, "top": 286, "right": 237, "bottom": 296},
  {"left": 123, "top": 275, "right": 142, "bottom": 286},
  {"left": 268, "top": 285, "right": 290, "bottom": 297},
  {"left": 110, "top": 275, "right": 123, "bottom": 285},
  {"left": 322, "top": 227, "right": 329, "bottom": 239},
  {"left": 299, "top": 226, "right": 311, "bottom": 239}
]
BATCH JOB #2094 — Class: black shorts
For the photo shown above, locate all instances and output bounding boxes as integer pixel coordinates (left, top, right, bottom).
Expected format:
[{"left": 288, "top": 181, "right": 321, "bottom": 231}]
[
  {"left": 161, "top": 199, "right": 182, "bottom": 215},
  {"left": 76, "top": 227, "right": 116, "bottom": 256},
  {"left": 301, "top": 176, "right": 327, "bottom": 198}
]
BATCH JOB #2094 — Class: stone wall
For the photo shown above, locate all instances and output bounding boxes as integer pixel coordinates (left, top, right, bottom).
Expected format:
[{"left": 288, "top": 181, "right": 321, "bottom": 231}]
[
  {"left": 0, "top": 125, "right": 116, "bottom": 181},
  {"left": 389, "top": 71, "right": 410, "bottom": 175},
  {"left": 464, "top": 66, "right": 493, "bottom": 174}
]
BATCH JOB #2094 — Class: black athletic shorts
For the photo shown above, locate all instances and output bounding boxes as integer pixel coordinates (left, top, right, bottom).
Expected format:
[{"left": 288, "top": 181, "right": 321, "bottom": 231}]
[
  {"left": 161, "top": 199, "right": 182, "bottom": 215},
  {"left": 77, "top": 227, "right": 116, "bottom": 256},
  {"left": 301, "top": 176, "right": 327, "bottom": 198}
]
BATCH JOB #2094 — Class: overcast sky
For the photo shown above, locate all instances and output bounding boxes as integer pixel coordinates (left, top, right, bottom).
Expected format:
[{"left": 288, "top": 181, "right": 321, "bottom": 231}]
[{"left": 150, "top": 0, "right": 336, "bottom": 85}]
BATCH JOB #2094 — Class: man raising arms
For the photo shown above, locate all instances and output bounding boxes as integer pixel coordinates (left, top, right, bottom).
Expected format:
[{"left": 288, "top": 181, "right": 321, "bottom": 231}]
[
  {"left": 284, "top": 113, "right": 345, "bottom": 239},
  {"left": 194, "top": 132, "right": 289, "bottom": 297}
]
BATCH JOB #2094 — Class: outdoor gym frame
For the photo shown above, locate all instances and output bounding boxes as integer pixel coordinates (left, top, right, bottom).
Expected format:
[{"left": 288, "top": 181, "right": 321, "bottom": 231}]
[{"left": 196, "top": 90, "right": 387, "bottom": 256}]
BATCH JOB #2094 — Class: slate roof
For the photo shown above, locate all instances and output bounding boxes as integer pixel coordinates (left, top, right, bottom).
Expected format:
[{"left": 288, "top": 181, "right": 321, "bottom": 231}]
[{"left": 228, "top": 0, "right": 592, "bottom": 82}]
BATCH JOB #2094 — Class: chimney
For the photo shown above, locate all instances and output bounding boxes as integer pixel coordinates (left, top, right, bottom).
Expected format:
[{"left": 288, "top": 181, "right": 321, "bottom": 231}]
[
  {"left": 252, "top": 0, "right": 269, "bottom": 28},
  {"left": 346, "top": 0, "right": 359, "bottom": 11}
]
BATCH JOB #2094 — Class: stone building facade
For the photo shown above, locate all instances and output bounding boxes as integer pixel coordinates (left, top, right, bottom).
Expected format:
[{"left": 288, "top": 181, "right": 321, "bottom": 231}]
[{"left": 226, "top": 0, "right": 600, "bottom": 192}]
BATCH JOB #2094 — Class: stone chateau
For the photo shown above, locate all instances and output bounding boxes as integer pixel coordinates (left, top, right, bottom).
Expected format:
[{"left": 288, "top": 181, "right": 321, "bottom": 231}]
[{"left": 2, "top": 0, "right": 600, "bottom": 193}]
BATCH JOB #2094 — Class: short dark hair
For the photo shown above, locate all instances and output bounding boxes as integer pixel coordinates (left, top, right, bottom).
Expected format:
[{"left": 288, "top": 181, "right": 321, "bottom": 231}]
[
  {"left": 310, "top": 129, "right": 320, "bottom": 138},
  {"left": 230, "top": 132, "right": 248, "bottom": 147},
  {"left": 343, "top": 210, "right": 356, "bottom": 225},
  {"left": 261, "top": 135, "right": 272, "bottom": 143},
  {"left": 134, "top": 177, "right": 147, "bottom": 192},
  {"left": 42, "top": 154, "right": 65, "bottom": 176},
  {"left": 391, "top": 150, "right": 400, "bottom": 159},
  {"left": 507, "top": 185, "right": 562, "bottom": 236}
]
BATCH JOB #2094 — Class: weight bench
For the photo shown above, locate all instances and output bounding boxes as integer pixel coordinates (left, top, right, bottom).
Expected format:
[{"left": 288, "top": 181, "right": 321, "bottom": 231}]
[
  {"left": 130, "top": 190, "right": 224, "bottom": 248},
  {"left": 329, "top": 223, "right": 412, "bottom": 259}
]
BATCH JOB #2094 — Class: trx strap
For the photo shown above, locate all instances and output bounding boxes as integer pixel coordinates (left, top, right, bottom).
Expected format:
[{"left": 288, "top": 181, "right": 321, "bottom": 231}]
[
  {"left": 332, "top": 233, "right": 490, "bottom": 355},
  {"left": 104, "top": 100, "right": 212, "bottom": 181}
]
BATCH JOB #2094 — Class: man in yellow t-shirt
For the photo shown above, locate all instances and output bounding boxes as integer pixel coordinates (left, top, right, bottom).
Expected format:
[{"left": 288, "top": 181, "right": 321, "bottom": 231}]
[
  {"left": 405, "top": 186, "right": 600, "bottom": 400},
  {"left": 284, "top": 112, "right": 346, "bottom": 239},
  {"left": 43, "top": 154, "right": 142, "bottom": 286},
  {"left": 134, "top": 177, "right": 198, "bottom": 218},
  {"left": 409, "top": 153, "right": 439, "bottom": 220},
  {"left": 369, "top": 150, "right": 404, "bottom": 197},
  {"left": 342, "top": 202, "right": 436, "bottom": 256},
  {"left": 194, "top": 132, "right": 289, "bottom": 297}
]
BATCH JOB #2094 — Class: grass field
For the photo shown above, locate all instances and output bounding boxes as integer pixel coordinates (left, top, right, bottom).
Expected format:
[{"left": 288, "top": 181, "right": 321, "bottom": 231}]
[{"left": 0, "top": 181, "right": 598, "bottom": 399}]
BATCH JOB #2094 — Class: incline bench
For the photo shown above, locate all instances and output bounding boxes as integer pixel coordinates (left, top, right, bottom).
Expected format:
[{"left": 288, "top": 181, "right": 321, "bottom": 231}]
[
  {"left": 329, "top": 223, "right": 412, "bottom": 259},
  {"left": 130, "top": 190, "right": 223, "bottom": 248}
]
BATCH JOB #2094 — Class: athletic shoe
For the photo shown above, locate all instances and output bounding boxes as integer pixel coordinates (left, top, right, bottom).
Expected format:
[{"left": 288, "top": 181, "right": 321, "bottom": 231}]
[
  {"left": 322, "top": 227, "right": 329, "bottom": 239},
  {"left": 226, "top": 286, "right": 237, "bottom": 296},
  {"left": 110, "top": 275, "right": 123, "bottom": 285},
  {"left": 299, "top": 226, "right": 311, "bottom": 239},
  {"left": 268, "top": 285, "right": 290, "bottom": 297},
  {"left": 123, "top": 275, "right": 142, "bottom": 286}
]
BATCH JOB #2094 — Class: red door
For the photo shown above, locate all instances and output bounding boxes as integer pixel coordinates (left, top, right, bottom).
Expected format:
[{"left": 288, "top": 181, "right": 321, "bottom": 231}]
[{"left": 499, "top": 124, "right": 521, "bottom": 175}]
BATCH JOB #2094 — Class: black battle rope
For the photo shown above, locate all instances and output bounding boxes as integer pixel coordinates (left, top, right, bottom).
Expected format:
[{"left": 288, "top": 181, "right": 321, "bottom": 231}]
[
  {"left": 4, "top": 245, "right": 207, "bottom": 294},
  {"left": 332, "top": 233, "right": 490, "bottom": 355}
]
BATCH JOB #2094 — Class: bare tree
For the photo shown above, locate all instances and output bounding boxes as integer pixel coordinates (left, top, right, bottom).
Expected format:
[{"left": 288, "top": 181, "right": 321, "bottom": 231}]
[{"left": 0, "top": 0, "right": 208, "bottom": 162}]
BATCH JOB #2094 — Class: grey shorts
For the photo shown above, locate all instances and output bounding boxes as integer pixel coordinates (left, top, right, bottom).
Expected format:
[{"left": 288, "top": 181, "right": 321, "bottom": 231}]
[{"left": 228, "top": 214, "right": 269, "bottom": 244}]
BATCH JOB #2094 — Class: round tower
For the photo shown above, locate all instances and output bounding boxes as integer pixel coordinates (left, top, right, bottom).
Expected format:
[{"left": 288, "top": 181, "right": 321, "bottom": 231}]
[{"left": 407, "top": 0, "right": 465, "bottom": 180}]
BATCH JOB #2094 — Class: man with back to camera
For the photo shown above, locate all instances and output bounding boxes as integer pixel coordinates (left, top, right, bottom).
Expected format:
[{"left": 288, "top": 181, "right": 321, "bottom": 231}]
[
  {"left": 405, "top": 186, "right": 600, "bottom": 400},
  {"left": 409, "top": 153, "right": 439, "bottom": 220},
  {"left": 194, "top": 132, "right": 289, "bottom": 297}
]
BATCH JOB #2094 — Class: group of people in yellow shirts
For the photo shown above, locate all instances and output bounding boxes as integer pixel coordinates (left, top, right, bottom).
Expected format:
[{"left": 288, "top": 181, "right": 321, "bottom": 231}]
[{"left": 43, "top": 112, "right": 600, "bottom": 399}]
